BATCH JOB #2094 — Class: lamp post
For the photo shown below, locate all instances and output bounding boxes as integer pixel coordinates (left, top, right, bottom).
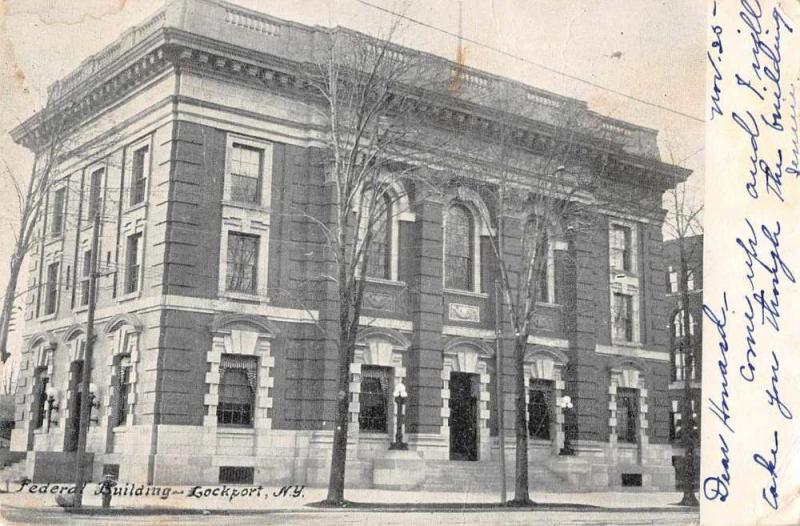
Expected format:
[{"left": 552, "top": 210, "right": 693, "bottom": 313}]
[
  {"left": 45, "top": 387, "right": 59, "bottom": 431},
  {"left": 559, "top": 395, "right": 575, "bottom": 456},
  {"left": 389, "top": 381, "right": 408, "bottom": 450}
]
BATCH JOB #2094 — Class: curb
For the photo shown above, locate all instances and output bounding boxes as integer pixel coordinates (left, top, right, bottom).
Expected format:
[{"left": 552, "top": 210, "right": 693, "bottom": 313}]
[{"left": 0, "top": 502, "right": 700, "bottom": 516}]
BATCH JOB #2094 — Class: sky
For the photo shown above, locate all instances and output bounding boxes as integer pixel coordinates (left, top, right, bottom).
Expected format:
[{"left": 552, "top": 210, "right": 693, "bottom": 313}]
[{"left": 0, "top": 0, "right": 705, "bottom": 351}]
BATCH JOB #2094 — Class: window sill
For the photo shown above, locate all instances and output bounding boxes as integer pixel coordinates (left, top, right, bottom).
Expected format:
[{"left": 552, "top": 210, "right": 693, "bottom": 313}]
[
  {"left": 117, "top": 290, "right": 141, "bottom": 303},
  {"left": 610, "top": 340, "right": 643, "bottom": 349},
  {"left": 217, "top": 426, "right": 256, "bottom": 434},
  {"left": 38, "top": 312, "right": 58, "bottom": 322},
  {"left": 46, "top": 234, "right": 64, "bottom": 243},
  {"left": 359, "top": 431, "right": 390, "bottom": 438},
  {"left": 124, "top": 202, "right": 148, "bottom": 214},
  {"left": 112, "top": 424, "right": 129, "bottom": 433},
  {"left": 221, "top": 200, "right": 271, "bottom": 214},
  {"left": 443, "top": 288, "right": 489, "bottom": 299},
  {"left": 73, "top": 305, "right": 89, "bottom": 314},
  {"left": 616, "top": 441, "right": 638, "bottom": 448},
  {"left": 33, "top": 427, "right": 48, "bottom": 435},
  {"left": 220, "top": 291, "right": 268, "bottom": 303},
  {"left": 535, "top": 301, "right": 561, "bottom": 309},
  {"left": 363, "top": 277, "right": 407, "bottom": 287}
]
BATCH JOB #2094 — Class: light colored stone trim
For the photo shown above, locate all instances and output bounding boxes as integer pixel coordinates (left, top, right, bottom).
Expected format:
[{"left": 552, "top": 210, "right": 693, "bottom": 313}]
[
  {"left": 442, "top": 326, "right": 494, "bottom": 339},
  {"left": 350, "top": 335, "right": 408, "bottom": 444},
  {"left": 527, "top": 335, "right": 570, "bottom": 349},
  {"left": 441, "top": 342, "right": 493, "bottom": 458},
  {"left": 22, "top": 296, "right": 319, "bottom": 337},
  {"left": 358, "top": 317, "right": 413, "bottom": 332},
  {"left": 104, "top": 326, "right": 140, "bottom": 428},
  {"left": 608, "top": 366, "right": 648, "bottom": 463},
  {"left": 595, "top": 344, "right": 669, "bottom": 362},
  {"left": 524, "top": 352, "right": 567, "bottom": 455},
  {"left": 204, "top": 327, "right": 275, "bottom": 432}
]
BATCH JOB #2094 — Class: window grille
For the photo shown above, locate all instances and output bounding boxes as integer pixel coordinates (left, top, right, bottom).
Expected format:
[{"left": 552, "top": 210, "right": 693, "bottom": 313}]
[
  {"left": 116, "top": 355, "right": 132, "bottom": 426},
  {"left": 359, "top": 366, "right": 391, "bottom": 433},
  {"left": 217, "top": 354, "right": 257, "bottom": 426},
  {"left": 219, "top": 466, "right": 254, "bottom": 484},
  {"left": 528, "top": 379, "right": 552, "bottom": 440},
  {"left": 616, "top": 387, "right": 638, "bottom": 443}
]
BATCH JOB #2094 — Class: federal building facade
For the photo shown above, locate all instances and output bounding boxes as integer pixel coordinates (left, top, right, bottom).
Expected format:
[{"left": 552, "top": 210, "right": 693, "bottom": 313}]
[{"left": 10, "top": 0, "right": 689, "bottom": 491}]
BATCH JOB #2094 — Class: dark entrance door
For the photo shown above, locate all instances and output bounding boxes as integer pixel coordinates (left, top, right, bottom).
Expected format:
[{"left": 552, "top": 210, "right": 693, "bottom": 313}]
[
  {"left": 65, "top": 361, "right": 83, "bottom": 452},
  {"left": 449, "top": 372, "right": 478, "bottom": 461}
]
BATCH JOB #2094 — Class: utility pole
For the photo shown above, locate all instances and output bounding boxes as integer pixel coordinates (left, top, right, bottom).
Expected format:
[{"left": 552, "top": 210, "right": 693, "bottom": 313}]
[
  {"left": 678, "top": 239, "right": 699, "bottom": 507},
  {"left": 72, "top": 212, "right": 100, "bottom": 508},
  {"left": 494, "top": 279, "right": 507, "bottom": 504}
]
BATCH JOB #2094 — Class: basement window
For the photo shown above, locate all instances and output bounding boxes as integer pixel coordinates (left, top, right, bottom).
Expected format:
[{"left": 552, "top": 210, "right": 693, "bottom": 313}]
[
  {"left": 621, "top": 473, "right": 642, "bottom": 487},
  {"left": 219, "top": 466, "right": 254, "bottom": 485}
]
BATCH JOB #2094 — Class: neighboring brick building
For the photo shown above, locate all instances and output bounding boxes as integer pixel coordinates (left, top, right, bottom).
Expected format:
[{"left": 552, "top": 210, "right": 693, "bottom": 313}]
[
  {"left": 663, "top": 235, "right": 703, "bottom": 489},
  {"left": 10, "top": 0, "right": 688, "bottom": 490}
]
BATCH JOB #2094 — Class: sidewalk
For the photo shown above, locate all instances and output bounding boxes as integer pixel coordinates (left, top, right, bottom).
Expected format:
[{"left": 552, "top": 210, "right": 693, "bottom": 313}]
[{"left": 0, "top": 483, "right": 698, "bottom": 514}]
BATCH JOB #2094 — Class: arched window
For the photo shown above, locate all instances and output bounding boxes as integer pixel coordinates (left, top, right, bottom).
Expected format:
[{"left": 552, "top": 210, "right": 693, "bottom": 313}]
[
  {"left": 366, "top": 193, "right": 392, "bottom": 280},
  {"left": 523, "top": 216, "right": 550, "bottom": 303},
  {"left": 445, "top": 203, "right": 474, "bottom": 290}
]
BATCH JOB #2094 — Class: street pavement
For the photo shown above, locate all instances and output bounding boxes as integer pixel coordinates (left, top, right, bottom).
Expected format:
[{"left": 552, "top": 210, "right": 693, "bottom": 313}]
[
  {"left": 0, "top": 483, "right": 699, "bottom": 525},
  {"left": 0, "top": 508, "right": 700, "bottom": 526}
]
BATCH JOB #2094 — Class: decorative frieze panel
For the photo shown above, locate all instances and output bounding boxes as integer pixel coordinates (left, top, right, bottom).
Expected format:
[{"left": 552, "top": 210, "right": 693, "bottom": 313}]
[
  {"left": 448, "top": 302, "right": 480, "bottom": 323},
  {"left": 364, "top": 291, "right": 396, "bottom": 312}
]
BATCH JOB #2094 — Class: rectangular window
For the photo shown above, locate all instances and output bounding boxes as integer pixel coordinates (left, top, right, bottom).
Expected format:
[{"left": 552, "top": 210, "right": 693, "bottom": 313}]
[
  {"left": 527, "top": 379, "right": 552, "bottom": 440},
  {"left": 50, "top": 188, "right": 66, "bottom": 237},
  {"left": 616, "top": 388, "right": 638, "bottom": 443},
  {"left": 80, "top": 249, "right": 92, "bottom": 306},
  {"left": 125, "top": 233, "right": 142, "bottom": 294},
  {"left": 130, "top": 145, "right": 149, "bottom": 206},
  {"left": 610, "top": 224, "right": 632, "bottom": 272},
  {"left": 44, "top": 262, "right": 59, "bottom": 315},
  {"left": 359, "top": 366, "right": 391, "bottom": 433},
  {"left": 226, "top": 232, "right": 259, "bottom": 294},
  {"left": 34, "top": 372, "right": 48, "bottom": 429},
  {"left": 217, "top": 354, "right": 257, "bottom": 427},
  {"left": 219, "top": 466, "right": 254, "bottom": 485},
  {"left": 228, "top": 143, "right": 263, "bottom": 205},
  {"left": 686, "top": 269, "right": 695, "bottom": 291},
  {"left": 116, "top": 355, "right": 132, "bottom": 426},
  {"left": 87, "top": 168, "right": 104, "bottom": 221},
  {"left": 612, "top": 293, "right": 633, "bottom": 342},
  {"left": 667, "top": 267, "right": 678, "bottom": 293}
]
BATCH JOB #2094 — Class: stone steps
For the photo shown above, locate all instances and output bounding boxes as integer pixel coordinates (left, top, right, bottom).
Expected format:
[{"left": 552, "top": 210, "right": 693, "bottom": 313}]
[{"left": 418, "top": 460, "right": 570, "bottom": 492}]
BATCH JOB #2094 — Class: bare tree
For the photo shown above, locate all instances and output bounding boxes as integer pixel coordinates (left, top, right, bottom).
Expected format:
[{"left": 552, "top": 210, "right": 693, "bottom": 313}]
[
  {"left": 298, "top": 23, "right": 444, "bottom": 505},
  {"left": 466, "top": 99, "right": 607, "bottom": 504},
  {"left": 0, "top": 102, "right": 67, "bottom": 364},
  {"left": 663, "top": 170, "right": 702, "bottom": 507}
]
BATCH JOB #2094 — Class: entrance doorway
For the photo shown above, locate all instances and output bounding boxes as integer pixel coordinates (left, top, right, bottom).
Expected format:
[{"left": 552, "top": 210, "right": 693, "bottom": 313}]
[
  {"left": 449, "top": 372, "right": 479, "bottom": 461},
  {"left": 65, "top": 361, "right": 84, "bottom": 452}
]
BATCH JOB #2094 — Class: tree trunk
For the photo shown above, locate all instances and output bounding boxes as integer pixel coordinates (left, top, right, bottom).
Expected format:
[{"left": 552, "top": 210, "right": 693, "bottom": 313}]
[
  {"left": 0, "top": 253, "right": 25, "bottom": 364},
  {"left": 326, "top": 327, "right": 354, "bottom": 504},
  {"left": 512, "top": 334, "right": 531, "bottom": 504}
]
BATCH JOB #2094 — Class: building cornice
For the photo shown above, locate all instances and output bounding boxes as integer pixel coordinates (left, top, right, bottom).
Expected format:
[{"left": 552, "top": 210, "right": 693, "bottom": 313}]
[{"left": 11, "top": 0, "right": 690, "bottom": 189}]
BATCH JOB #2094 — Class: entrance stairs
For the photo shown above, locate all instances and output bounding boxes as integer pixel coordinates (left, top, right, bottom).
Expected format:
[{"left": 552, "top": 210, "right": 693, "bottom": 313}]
[{"left": 419, "top": 458, "right": 576, "bottom": 492}]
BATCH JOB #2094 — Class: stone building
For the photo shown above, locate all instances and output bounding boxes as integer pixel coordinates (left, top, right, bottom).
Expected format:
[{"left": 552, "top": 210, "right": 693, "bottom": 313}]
[
  {"left": 9, "top": 0, "right": 688, "bottom": 490},
  {"left": 663, "top": 235, "right": 703, "bottom": 489}
]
